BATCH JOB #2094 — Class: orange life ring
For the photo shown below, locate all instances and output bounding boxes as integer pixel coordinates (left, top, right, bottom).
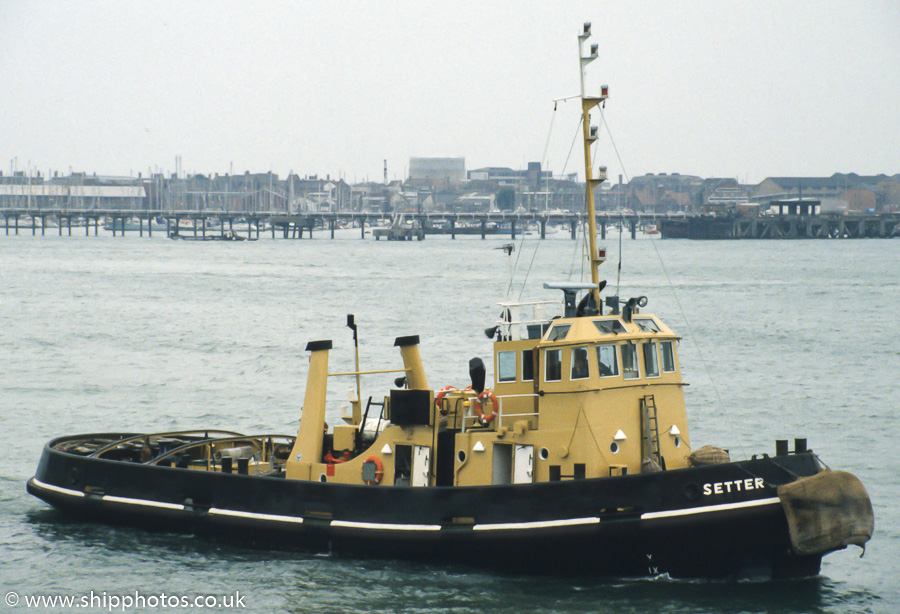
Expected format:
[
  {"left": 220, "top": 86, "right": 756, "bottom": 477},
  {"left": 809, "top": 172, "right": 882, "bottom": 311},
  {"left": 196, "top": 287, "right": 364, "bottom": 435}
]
[
  {"left": 362, "top": 456, "right": 384, "bottom": 485},
  {"left": 475, "top": 389, "right": 498, "bottom": 423},
  {"left": 435, "top": 385, "right": 456, "bottom": 414}
]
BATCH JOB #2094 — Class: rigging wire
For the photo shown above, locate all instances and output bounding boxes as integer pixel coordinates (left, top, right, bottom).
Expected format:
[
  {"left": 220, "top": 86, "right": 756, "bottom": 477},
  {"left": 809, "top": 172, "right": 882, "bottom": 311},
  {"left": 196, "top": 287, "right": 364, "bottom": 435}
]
[
  {"left": 617, "top": 210, "right": 624, "bottom": 294},
  {"left": 540, "top": 102, "right": 558, "bottom": 170},
  {"left": 504, "top": 229, "right": 526, "bottom": 300},
  {"left": 561, "top": 119, "right": 588, "bottom": 285},
  {"left": 598, "top": 107, "right": 746, "bottom": 457},
  {"left": 549, "top": 96, "right": 587, "bottom": 285},
  {"left": 511, "top": 103, "right": 558, "bottom": 300},
  {"left": 596, "top": 108, "right": 628, "bottom": 294},
  {"left": 505, "top": 103, "right": 561, "bottom": 300},
  {"left": 518, "top": 116, "right": 583, "bottom": 300}
]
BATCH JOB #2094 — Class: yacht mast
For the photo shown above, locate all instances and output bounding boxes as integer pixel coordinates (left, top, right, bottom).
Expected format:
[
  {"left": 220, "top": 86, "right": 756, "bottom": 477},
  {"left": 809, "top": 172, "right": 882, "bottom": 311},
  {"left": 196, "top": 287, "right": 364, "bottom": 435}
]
[{"left": 578, "top": 23, "right": 609, "bottom": 308}]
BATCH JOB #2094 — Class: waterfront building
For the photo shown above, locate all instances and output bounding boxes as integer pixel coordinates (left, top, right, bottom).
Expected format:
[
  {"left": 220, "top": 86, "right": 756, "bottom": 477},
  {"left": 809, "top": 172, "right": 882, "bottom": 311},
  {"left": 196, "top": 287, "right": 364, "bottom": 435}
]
[
  {"left": 408, "top": 157, "right": 466, "bottom": 188},
  {"left": 0, "top": 171, "right": 145, "bottom": 210},
  {"left": 754, "top": 174, "right": 900, "bottom": 213}
]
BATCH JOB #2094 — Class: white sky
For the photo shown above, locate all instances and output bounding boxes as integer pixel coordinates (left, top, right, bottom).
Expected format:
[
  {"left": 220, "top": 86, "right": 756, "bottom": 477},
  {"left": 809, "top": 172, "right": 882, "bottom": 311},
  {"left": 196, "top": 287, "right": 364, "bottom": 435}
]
[{"left": 1, "top": 0, "right": 898, "bottom": 184}]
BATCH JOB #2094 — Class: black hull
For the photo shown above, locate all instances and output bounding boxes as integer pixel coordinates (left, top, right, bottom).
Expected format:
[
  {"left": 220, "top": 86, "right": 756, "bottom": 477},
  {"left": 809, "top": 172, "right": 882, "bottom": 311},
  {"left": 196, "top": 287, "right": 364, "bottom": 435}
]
[{"left": 29, "top": 436, "right": 825, "bottom": 579}]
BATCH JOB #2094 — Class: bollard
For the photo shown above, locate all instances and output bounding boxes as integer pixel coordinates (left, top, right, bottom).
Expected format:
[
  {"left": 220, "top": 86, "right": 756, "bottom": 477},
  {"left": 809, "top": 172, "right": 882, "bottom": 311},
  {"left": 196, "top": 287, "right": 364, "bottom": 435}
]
[{"left": 775, "top": 439, "right": 788, "bottom": 456}]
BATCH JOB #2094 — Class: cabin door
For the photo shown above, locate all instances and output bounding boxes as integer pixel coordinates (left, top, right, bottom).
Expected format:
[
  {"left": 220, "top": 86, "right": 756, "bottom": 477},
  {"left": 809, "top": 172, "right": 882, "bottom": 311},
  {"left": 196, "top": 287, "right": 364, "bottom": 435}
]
[
  {"left": 412, "top": 445, "right": 431, "bottom": 487},
  {"left": 492, "top": 444, "right": 512, "bottom": 485},
  {"left": 513, "top": 444, "right": 534, "bottom": 484}
]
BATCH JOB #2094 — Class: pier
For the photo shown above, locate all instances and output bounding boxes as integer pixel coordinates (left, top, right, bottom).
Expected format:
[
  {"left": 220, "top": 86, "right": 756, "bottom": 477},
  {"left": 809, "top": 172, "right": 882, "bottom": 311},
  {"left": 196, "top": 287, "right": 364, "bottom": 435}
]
[
  {"left": 1, "top": 209, "right": 656, "bottom": 241},
  {"left": 659, "top": 213, "right": 900, "bottom": 240},
  {"left": 3, "top": 208, "right": 898, "bottom": 240}
]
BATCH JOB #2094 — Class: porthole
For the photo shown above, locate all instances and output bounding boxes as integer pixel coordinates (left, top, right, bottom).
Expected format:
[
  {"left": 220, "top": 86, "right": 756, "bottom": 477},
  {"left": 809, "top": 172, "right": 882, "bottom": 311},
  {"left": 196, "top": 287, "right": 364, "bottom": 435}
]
[
  {"left": 674, "top": 436, "right": 681, "bottom": 448},
  {"left": 683, "top": 482, "right": 701, "bottom": 501},
  {"left": 457, "top": 450, "right": 467, "bottom": 463},
  {"left": 538, "top": 447, "right": 550, "bottom": 460},
  {"left": 610, "top": 441, "right": 619, "bottom": 454},
  {"left": 318, "top": 474, "right": 327, "bottom": 483}
]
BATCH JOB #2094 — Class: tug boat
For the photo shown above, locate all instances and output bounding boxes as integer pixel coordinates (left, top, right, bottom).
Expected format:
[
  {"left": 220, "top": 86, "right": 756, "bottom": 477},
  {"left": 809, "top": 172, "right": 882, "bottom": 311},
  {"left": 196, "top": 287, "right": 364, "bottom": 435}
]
[{"left": 27, "top": 24, "right": 873, "bottom": 579}]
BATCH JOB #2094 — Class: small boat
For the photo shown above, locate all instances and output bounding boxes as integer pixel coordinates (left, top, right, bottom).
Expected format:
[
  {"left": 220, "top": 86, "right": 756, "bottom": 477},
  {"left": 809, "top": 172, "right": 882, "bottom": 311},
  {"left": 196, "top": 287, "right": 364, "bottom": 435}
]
[
  {"left": 230, "top": 220, "right": 258, "bottom": 234},
  {"left": 27, "top": 23, "right": 872, "bottom": 579},
  {"left": 11, "top": 215, "right": 57, "bottom": 228},
  {"left": 372, "top": 213, "right": 425, "bottom": 241},
  {"left": 168, "top": 230, "right": 250, "bottom": 241}
]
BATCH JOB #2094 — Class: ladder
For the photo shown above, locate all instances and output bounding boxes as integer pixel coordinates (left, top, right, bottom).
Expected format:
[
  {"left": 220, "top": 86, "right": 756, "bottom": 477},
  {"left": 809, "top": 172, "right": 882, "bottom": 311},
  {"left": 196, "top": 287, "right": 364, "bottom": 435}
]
[
  {"left": 641, "top": 395, "right": 663, "bottom": 470},
  {"left": 358, "top": 396, "right": 386, "bottom": 450}
]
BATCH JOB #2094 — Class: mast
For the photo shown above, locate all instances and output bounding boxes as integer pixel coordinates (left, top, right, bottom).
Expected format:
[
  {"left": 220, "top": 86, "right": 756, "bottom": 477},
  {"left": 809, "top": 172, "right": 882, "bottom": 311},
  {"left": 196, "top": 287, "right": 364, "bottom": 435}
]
[{"left": 578, "top": 23, "right": 609, "bottom": 309}]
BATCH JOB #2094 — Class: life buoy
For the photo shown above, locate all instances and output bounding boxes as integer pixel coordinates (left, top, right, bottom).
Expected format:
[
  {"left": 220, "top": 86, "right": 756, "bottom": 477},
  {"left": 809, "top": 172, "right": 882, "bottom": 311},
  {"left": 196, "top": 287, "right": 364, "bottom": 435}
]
[
  {"left": 362, "top": 456, "right": 384, "bottom": 485},
  {"left": 475, "top": 389, "right": 498, "bottom": 423},
  {"left": 434, "top": 385, "right": 457, "bottom": 413}
]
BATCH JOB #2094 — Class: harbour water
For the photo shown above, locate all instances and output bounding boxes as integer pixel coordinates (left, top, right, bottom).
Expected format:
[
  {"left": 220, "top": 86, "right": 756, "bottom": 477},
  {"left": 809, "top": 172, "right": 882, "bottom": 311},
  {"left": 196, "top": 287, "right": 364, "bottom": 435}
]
[{"left": 1, "top": 231, "right": 897, "bottom": 613}]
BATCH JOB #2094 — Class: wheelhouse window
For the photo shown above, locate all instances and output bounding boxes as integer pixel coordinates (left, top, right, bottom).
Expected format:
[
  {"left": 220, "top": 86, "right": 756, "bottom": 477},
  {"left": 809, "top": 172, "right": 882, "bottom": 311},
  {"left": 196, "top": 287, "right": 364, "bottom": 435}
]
[
  {"left": 596, "top": 344, "right": 619, "bottom": 377},
  {"left": 498, "top": 351, "right": 516, "bottom": 383},
  {"left": 635, "top": 318, "right": 661, "bottom": 333},
  {"left": 546, "top": 324, "right": 571, "bottom": 341},
  {"left": 544, "top": 349, "right": 562, "bottom": 382},
  {"left": 622, "top": 343, "right": 640, "bottom": 379},
  {"left": 570, "top": 347, "right": 589, "bottom": 380},
  {"left": 643, "top": 341, "right": 660, "bottom": 378},
  {"left": 593, "top": 319, "right": 627, "bottom": 335},
  {"left": 521, "top": 349, "right": 534, "bottom": 381},
  {"left": 660, "top": 340, "right": 676, "bottom": 373}
]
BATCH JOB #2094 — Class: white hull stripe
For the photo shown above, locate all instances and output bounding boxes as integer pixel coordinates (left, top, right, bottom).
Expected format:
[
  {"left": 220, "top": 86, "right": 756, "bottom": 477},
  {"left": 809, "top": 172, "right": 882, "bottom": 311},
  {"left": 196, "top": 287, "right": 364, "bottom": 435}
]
[
  {"left": 640, "top": 497, "right": 781, "bottom": 520},
  {"left": 34, "top": 478, "right": 781, "bottom": 528},
  {"left": 101, "top": 494, "right": 185, "bottom": 510},
  {"left": 32, "top": 478, "right": 85, "bottom": 498},
  {"left": 331, "top": 520, "right": 441, "bottom": 532},
  {"left": 209, "top": 508, "right": 304, "bottom": 524},
  {"left": 473, "top": 517, "right": 601, "bottom": 531}
]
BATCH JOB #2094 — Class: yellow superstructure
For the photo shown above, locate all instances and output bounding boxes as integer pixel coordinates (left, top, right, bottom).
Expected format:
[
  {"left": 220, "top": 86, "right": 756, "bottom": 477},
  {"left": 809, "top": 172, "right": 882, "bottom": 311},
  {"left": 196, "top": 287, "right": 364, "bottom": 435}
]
[{"left": 284, "top": 299, "right": 691, "bottom": 488}]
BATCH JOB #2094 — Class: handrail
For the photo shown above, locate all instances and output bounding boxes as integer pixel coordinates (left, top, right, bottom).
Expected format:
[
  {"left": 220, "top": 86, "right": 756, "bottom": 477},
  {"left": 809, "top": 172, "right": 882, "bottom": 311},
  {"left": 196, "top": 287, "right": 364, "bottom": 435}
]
[
  {"left": 461, "top": 392, "right": 539, "bottom": 431},
  {"left": 328, "top": 367, "right": 409, "bottom": 377},
  {"left": 89, "top": 429, "right": 245, "bottom": 458},
  {"left": 497, "top": 394, "right": 539, "bottom": 429},
  {"left": 494, "top": 300, "right": 562, "bottom": 340},
  {"left": 147, "top": 434, "right": 295, "bottom": 466}
]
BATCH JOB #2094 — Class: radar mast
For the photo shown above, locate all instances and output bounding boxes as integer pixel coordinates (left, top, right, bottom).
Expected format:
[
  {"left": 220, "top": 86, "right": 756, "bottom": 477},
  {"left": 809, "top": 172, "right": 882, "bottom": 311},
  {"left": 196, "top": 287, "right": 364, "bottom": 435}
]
[{"left": 578, "top": 22, "right": 609, "bottom": 309}]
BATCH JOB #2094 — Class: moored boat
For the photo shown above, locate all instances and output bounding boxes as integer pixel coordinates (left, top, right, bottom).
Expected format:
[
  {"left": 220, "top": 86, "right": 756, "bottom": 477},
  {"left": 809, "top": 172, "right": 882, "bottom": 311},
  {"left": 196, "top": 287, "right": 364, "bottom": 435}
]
[
  {"left": 168, "top": 229, "right": 250, "bottom": 241},
  {"left": 27, "top": 23, "right": 873, "bottom": 580}
]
